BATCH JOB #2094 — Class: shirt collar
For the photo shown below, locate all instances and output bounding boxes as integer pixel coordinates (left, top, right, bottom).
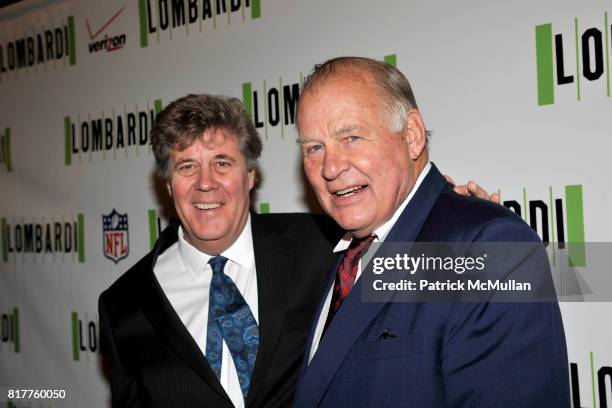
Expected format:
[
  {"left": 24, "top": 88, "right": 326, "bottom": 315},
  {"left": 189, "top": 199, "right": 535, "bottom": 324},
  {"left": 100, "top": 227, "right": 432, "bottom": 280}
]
[
  {"left": 333, "top": 162, "right": 431, "bottom": 253},
  {"left": 178, "top": 213, "right": 254, "bottom": 278}
]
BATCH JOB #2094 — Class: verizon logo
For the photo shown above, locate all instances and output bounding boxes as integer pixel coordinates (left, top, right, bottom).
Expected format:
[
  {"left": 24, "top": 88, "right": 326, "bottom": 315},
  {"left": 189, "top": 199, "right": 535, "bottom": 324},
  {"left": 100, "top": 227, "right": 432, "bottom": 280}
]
[{"left": 86, "top": 6, "right": 127, "bottom": 53}]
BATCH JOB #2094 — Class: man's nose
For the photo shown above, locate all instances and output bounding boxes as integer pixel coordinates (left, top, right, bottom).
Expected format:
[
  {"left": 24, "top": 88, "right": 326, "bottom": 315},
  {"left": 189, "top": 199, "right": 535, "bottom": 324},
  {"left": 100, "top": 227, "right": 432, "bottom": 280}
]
[
  {"left": 321, "top": 146, "right": 349, "bottom": 181},
  {"left": 195, "top": 166, "right": 218, "bottom": 191}
]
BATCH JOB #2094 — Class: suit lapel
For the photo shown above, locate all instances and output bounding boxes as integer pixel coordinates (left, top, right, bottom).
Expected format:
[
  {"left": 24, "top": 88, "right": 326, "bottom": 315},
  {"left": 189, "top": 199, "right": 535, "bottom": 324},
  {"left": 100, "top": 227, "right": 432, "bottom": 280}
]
[
  {"left": 139, "top": 224, "right": 232, "bottom": 403},
  {"left": 246, "top": 213, "right": 294, "bottom": 406},
  {"left": 297, "top": 254, "right": 342, "bottom": 384},
  {"left": 297, "top": 163, "right": 450, "bottom": 407}
]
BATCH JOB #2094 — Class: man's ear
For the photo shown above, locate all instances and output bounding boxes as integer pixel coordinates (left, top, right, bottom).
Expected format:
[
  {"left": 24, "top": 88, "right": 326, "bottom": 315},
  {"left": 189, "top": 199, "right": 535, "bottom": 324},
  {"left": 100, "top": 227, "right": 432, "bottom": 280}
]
[
  {"left": 166, "top": 181, "right": 172, "bottom": 197},
  {"left": 248, "top": 169, "right": 256, "bottom": 191},
  {"left": 404, "top": 109, "right": 427, "bottom": 160}
]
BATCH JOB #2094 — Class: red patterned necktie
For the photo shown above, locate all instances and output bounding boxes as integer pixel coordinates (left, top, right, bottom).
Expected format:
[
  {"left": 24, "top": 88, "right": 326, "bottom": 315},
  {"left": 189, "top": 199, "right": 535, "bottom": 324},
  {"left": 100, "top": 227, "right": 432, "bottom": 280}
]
[{"left": 323, "top": 235, "right": 375, "bottom": 334}]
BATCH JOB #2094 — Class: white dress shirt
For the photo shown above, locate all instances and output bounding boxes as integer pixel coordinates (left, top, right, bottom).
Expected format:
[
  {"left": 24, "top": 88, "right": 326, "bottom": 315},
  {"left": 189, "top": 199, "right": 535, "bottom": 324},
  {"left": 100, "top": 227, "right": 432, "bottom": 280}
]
[
  {"left": 154, "top": 215, "right": 258, "bottom": 408},
  {"left": 308, "top": 162, "right": 431, "bottom": 363}
]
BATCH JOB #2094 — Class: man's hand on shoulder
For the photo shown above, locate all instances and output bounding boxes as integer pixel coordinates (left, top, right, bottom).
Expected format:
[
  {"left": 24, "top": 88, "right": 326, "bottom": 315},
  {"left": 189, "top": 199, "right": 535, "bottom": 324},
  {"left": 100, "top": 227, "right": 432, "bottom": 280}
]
[{"left": 444, "top": 175, "right": 501, "bottom": 204}]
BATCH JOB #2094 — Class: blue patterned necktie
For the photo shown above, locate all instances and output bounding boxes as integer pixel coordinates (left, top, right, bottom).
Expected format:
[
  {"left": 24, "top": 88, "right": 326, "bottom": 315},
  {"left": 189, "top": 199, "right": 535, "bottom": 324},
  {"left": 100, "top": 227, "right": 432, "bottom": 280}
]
[{"left": 205, "top": 256, "right": 259, "bottom": 400}]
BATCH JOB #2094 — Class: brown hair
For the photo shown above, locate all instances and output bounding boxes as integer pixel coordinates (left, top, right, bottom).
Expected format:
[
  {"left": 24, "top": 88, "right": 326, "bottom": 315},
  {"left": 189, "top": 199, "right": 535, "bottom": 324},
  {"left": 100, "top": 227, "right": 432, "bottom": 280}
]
[{"left": 151, "top": 93, "right": 262, "bottom": 180}]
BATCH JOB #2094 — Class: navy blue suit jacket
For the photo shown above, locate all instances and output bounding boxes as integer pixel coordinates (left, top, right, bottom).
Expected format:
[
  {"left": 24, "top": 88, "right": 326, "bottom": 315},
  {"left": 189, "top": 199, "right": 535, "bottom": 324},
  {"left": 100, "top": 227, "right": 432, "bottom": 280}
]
[{"left": 294, "top": 164, "right": 570, "bottom": 408}]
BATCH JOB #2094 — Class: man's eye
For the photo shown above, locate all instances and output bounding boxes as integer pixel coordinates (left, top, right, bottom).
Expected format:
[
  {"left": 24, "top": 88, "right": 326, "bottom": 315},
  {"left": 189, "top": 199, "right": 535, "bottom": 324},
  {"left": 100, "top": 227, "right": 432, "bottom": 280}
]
[
  {"left": 176, "top": 163, "right": 192, "bottom": 171},
  {"left": 306, "top": 144, "right": 323, "bottom": 154},
  {"left": 176, "top": 163, "right": 197, "bottom": 175},
  {"left": 346, "top": 136, "right": 361, "bottom": 143},
  {"left": 215, "top": 161, "right": 232, "bottom": 171}
]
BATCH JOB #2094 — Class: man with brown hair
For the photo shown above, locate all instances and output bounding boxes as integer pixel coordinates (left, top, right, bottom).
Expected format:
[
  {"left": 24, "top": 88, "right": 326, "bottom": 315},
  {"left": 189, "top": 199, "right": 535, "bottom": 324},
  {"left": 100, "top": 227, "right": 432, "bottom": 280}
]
[{"left": 99, "top": 94, "right": 339, "bottom": 408}]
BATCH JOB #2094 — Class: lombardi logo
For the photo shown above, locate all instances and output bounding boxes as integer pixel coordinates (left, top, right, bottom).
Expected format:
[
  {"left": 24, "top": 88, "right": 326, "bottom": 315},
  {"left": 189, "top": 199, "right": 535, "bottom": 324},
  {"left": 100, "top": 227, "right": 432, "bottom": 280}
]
[
  {"left": 1, "top": 214, "right": 85, "bottom": 263},
  {"left": 242, "top": 76, "right": 301, "bottom": 141},
  {"left": 0, "top": 308, "right": 20, "bottom": 353},
  {"left": 570, "top": 353, "right": 612, "bottom": 408},
  {"left": 138, "top": 0, "right": 261, "bottom": 48},
  {"left": 64, "top": 99, "right": 163, "bottom": 165},
  {"left": 0, "top": 127, "right": 11, "bottom": 172},
  {"left": 71, "top": 312, "right": 98, "bottom": 362},
  {"left": 535, "top": 12, "right": 612, "bottom": 105},
  {"left": 500, "top": 185, "right": 585, "bottom": 267},
  {"left": 0, "top": 17, "right": 76, "bottom": 81}
]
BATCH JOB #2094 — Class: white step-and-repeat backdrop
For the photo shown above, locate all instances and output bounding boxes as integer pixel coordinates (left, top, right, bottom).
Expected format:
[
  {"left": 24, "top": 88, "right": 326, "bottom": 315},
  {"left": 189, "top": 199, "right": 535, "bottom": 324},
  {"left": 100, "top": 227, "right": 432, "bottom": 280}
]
[{"left": 1, "top": 0, "right": 610, "bottom": 406}]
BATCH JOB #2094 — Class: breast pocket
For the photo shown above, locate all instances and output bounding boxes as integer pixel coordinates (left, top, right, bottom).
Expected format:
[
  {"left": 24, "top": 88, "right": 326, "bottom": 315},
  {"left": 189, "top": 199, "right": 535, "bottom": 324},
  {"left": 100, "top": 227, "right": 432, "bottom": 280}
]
[{"left": 347, "top": 333, "right": 423, "bottom": 360}]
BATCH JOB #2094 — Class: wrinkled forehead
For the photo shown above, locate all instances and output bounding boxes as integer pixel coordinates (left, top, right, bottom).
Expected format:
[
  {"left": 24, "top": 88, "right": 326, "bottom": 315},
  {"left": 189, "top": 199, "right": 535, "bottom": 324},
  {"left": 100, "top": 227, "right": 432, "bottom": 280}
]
[
  {"left": 173, "top": 127, "right": 239, "bottom": 153},
  {"left": 297, "top": 74, "right": 387, "bottom": 134},
  {"left": 299, "top": 70, "right": 383, "bottom": 112}
]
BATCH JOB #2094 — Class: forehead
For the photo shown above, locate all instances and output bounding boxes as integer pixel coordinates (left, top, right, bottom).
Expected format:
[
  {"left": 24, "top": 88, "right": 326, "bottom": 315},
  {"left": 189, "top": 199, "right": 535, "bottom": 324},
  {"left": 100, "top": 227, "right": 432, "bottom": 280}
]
[
  {"left": 172, "top": 128, "right": 243, "bottom": 157},
  {"left": 300, "top": 72, "right": 384, "bottom": 119}
]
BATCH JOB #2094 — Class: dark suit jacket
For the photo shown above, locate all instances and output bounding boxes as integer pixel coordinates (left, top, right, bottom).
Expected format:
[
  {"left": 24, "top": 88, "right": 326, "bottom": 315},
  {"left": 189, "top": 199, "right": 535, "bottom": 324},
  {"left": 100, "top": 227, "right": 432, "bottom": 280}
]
[
  {"left": 99, "top": 212, "right": 340, "bottom": 408},
  {"left": 295, "top": 164, "right": 570, "bottom": 407}
]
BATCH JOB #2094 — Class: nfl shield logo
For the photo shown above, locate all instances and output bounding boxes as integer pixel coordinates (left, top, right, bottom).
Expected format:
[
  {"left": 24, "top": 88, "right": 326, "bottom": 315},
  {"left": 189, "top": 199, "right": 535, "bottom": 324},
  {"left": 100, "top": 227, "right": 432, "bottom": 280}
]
[{"left": 102, "top": 209, "right": 129, "bottom": 264}]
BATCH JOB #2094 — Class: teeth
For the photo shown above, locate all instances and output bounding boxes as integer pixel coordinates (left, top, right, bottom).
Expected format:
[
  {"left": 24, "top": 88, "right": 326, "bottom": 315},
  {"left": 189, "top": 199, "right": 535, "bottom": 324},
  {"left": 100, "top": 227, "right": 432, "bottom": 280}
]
[
  {"left": 335, "top": 186, "right": 364, "bottom": 196},
  {"left": 194, "top": 203, "right": 222, "bottom": 210}
]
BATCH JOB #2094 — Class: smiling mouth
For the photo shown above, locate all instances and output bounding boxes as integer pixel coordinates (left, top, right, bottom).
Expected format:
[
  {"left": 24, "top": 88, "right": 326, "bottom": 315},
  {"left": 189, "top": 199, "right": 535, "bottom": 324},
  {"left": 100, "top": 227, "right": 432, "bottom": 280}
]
[
  {"left": 333, "top": 185, "right": 367, "bottom": 197},
  {"left": 193, "top": 203, "right": 223, "bottom": 210}
]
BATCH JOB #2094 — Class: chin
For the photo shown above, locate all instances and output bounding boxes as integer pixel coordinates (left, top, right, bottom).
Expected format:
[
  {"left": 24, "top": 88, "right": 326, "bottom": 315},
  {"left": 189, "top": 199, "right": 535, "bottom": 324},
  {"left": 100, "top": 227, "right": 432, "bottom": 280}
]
[
  {"left": 335, "top": 215, "right": 371, "bottom": 234},
  {"left": 184, "top": 224, "right": 224, "bottom": 242},
  {"left": 195, "top": 230, "right": 227, "bottom": 242}
]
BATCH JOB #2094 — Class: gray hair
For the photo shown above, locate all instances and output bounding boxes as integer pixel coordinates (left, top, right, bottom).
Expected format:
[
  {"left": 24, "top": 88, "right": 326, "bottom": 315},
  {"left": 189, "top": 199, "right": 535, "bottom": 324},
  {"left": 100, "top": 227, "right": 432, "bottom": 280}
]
[
  {"left": 151, "top": 93, "right": 262, "bottom": 180},
  {"left": 299, "top": 56, "right": 431, "bottom": 138}
]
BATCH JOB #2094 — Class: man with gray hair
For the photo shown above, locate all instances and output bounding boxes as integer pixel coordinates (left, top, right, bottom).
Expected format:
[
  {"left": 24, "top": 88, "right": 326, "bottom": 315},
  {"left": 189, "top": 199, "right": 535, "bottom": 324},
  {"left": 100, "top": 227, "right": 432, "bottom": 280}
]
[{"left": 294, "top": 57, "right": 570, "bottom": 407}]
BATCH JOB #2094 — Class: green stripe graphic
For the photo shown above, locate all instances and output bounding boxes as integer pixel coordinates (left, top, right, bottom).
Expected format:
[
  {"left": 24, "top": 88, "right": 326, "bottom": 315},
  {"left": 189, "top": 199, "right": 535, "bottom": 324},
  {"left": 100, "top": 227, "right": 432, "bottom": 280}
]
[
  {"left": 384, "top": 54, "right": 397, "bottom": 67},
  {"left": 13, "top": 308, "right": 19, "bottom": 353},
  {"left": 259, "top": 202, "right": 269, "bottom": 214},
  {"left": 565, "top": 185, "right": 585, "bottom": 267},
  {"left": 139, "top": 0, "right": 149, "bottom": 48},
  {"left": 148, "top": 209, "right": 158, "bottom": 249},
  {"left": 64, "top": 117, "right": 72, "bottom": 166},
  {"left": 549, "top": 186, "right": 556, "bottom": 266},
  {"left": 535, "top": 24, "right": 555, "bottom": 106},
  {"left": 3, "top": 128, "right": 11, "bottom": 172},
  {"left": 605, "top": 12, "right": 610, "bottom": 97},
  {"left": 78, "top": 213, "right": 85, "bottom": 263},
  {"left": 1, "top": 218, "right": 7, "bottom": 262},
  {"left": 251, "top": 0, "right": 261, "bottom": 19},
  {"left": 71, "top": 312, "right": 80, "bottom": 361},
  {"left": 242, "top": 82, "right": 253, "bottom": 119},
  {"left": 590, "top": 351, "right": 597, "bottom": 408},
  {"left": 154, "top": 99, "right": 163, "bottom": 116},
  {"left": 68, "top": 16, "right": 76, "bottom": 66},
  {"left": 575, "top": 18, "right": 581, "bottom": 101}
]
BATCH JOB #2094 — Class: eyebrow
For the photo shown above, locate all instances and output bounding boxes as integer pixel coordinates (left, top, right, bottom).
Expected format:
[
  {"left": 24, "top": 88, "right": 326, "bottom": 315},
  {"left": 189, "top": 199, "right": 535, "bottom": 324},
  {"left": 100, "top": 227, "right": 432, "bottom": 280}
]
[
  {"left": 173, "top": 158, "right": 194, "bottom": 167},
  {"left": 213, "top": 154, "right": 236, "bottom": 162},
  {"left": 296, "top": 125, "right": 361, "bottom": 145},
  {"left": 173, "top": 154, "right": 237, "bottom": 166},
  {"left": 334, "top": 125, "right": 359, "bottom": 136},
  {"left": 296, "top": 138, "right": 316, "bottom": 145}
]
